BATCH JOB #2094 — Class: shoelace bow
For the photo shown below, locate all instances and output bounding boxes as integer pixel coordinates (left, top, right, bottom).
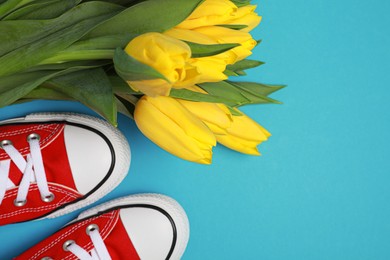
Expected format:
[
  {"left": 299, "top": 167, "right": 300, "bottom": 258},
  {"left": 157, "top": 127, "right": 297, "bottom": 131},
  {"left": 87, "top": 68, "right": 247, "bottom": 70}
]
[
  {"left": 64, "top": 224, "right": 112, "bottom": 260},
  {"left": 0, "top": 134, "right": 53, "bottom": 206}
]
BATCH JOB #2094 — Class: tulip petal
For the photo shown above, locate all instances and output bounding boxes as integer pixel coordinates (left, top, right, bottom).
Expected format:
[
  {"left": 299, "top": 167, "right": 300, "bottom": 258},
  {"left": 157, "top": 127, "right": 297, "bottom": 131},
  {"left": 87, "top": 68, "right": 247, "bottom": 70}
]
[
  {"left": 188, "top": 57, "right": 228, "bottom": 83},
  {"left": 179, "top": 99, "right": 232, "bottom": 133},
  {"left": 226, "top": 112, "right": 271, "bottom": 142},
  {"left": 213, "top": 106, "right": 270, "bottom": 155},
  {"left": 194, "top": 26, "right": 253, "bottom": 45},
  {"left": 134, "top": 96, "right": 216, "bottom": 164},
  {"left": 145, "top": 96, "right": 217, "bottom": 146},
  {"left": 216, "top": 134, "right": 261, "bottom": 156},
  {"left": 176, "top": 0, "right": 238, "bottom": 30},
  {"left": 226, "top": 5, "right": 262, "bottom": 33},
  {"left": 165, "top": 28, "right": 216, "bottom": 45},
  {"left": 127, "top": 78, "right": 172, "bottom": 97}
]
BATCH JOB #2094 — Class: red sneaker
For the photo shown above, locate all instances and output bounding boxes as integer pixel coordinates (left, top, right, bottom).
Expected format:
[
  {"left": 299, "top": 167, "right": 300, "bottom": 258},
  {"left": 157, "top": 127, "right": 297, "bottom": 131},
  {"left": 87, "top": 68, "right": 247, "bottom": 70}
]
[
  {"left": 0, "top": 113, "right": 130, "bottom": 225},
  {"left": 16, "top": 194, "right": 190, "bottom": 260}
]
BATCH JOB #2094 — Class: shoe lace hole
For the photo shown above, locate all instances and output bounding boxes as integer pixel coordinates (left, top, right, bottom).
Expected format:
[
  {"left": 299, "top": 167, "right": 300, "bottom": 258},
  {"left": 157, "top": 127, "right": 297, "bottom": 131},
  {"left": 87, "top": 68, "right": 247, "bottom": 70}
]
[
  {"left": 14, "top": 199, "right": 27, "bottom": 207},
  {"left": 86, "top": 224, "right": 99, "bottom": 235},
  {"left": 41, "top": 193, "right": 55, "bottom": 203},
  {"left": 63, "top": 240, "right": 75, "bottom": 251},
  {"left": 0, "top": 140, "right": 13, "bottom": 149},
  {"left": 27, "top": 133, "right": 40, "bottom": 142}
]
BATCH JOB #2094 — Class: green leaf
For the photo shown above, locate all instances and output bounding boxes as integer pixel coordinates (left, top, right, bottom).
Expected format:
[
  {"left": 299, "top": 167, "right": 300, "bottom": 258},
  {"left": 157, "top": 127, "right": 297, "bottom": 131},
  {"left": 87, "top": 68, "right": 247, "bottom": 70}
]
[
  {"left": 225, "top": 81, "right": 283, "bottom": 105},
  {"left": 0, "top": 2, "right": 122, "bottom": 57},
  {"left": 97, "top": 0, "right": 143, "bottom": 7},
  {"left": 84, "top": 0, "right": 204, "bottom": 39},
  {"left": 217, "top": 24, "right": 248, "bottom": 30},
  {"left": 0, "top": 0, "right": 23, "bottom": 19},
  {"left": 171, "top": 80, "right": 284, "bottom": 108},
  {"left": 170, "top": 88, "right": 236, "bottom": 104},
  {"left": 39, "top": 50, "right": 115, "bottom": 65},
  {"left": 0, "top": 67, "right": 89, "bottom": 108},
  {"left": 39, "top": 34, "right": 138, "bottom": 65},
  {"left": 44, "top": 68, "right": 117, "bottom": 125},
  {"left": 81, "top": 0, "right": 142, "bottom": 7},
  {"left": 22, "top": 86, "right": 74, "bottom": 100},
  {"left": 228, "top": 81, "right": 286, "bottom": 96},
  {"left": 226, "top": 59, "right": 264, "bottom": 75},
  {"left": 235, "top": 70, "right": 247, "bottom": 76},
  {"left": 113, "top": 48, "right": 167, "bottom": 81},
  {"left": 26, "top": 60, "right": 111, "bottom": 72},
  {"left": 198, "top": 81, "right": 282, "bottom": 107},
  {"left": 109, "top": 75, "right": 139, "bottom": 95},
  {"left": 66, "top": 34, "right": 138, "bottom": 51},
  {"left": 198, "top": 81, "right": 250, "bottom": 107},
  {"left": 231, "top": 0, "right": 251, "bottom": 7},
  {"left": 228, "top": 106, "right": 242, "bottom": 116},
  {"left": 185, "top": 42, "right": 240, "bottom": 58},
  {"left": 0, "top": 2, "right": 123, "bottom": 77},
  {"left": 224, "top": 69, "right": 240, "bottom": 77},
  {"left": 2, "top": 0, "right": 81, "bottom": 20}
]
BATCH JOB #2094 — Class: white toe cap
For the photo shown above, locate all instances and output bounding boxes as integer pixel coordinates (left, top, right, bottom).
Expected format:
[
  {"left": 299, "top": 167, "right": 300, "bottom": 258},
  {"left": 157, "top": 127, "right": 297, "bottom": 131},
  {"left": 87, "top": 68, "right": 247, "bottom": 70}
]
[
  {"left": 120, "top": 207, "right": 174, "bottom": 260},
  {"left": 64, "top": 125, "right": 112, "bottom": 195}
]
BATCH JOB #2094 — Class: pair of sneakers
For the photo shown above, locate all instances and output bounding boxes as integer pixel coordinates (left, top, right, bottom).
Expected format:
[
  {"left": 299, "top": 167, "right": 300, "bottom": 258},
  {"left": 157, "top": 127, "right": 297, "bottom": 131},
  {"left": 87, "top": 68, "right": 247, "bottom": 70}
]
[{"left": 0, "top": 113, "right": 189, "bottom": 260}]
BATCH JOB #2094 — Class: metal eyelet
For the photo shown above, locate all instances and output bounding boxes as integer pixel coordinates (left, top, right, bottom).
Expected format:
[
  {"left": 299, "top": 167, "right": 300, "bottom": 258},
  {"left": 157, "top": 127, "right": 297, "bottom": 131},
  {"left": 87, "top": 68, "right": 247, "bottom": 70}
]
[
  {"left": 63, "top": 240, "right": 75, "bottom": 251},
  {"left": 41, "top": 193, "right": 55, "bottom": 203},
  {"left": 86, "top": 224, "right": 99, "bottom": 235},
  {"left": 0, "top": 140, "right": 13, "bottom": 149},
  {"left": 27, "top": 133, "right": 40, "bottom": 142},
  {"left": 14, "top": 199, "right": 27, "bottom": 207},
  {"left": 40, "top": 257, "right": 53, "bottom": 260}
]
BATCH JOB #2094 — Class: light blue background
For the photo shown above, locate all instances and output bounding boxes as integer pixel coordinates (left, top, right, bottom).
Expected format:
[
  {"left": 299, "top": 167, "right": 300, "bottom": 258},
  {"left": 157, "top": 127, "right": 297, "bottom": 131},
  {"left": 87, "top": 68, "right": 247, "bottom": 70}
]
[{"left": 1, "top": 0, "right": 389, "bottom": 259}]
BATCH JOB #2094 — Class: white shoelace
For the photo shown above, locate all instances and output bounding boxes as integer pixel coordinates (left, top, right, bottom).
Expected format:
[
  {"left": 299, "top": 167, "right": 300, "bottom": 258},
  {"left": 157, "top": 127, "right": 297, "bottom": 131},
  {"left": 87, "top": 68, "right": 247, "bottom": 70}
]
[
  {"left": 66, "top": 225, "right": 112, "bottom": 260},
  {"left": 0, "top": 135, "right": 53, "bottom": 206}
]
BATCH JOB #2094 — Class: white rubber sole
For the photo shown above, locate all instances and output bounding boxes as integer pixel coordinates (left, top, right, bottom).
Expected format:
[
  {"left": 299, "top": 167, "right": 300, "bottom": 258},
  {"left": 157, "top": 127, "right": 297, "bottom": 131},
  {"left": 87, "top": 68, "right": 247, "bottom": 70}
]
[
  {"left": 0, "top": 112, "right": 131, "bottom": 218},
  {"left": 73, "top": 193, "right": 190, "bottom": 260}
]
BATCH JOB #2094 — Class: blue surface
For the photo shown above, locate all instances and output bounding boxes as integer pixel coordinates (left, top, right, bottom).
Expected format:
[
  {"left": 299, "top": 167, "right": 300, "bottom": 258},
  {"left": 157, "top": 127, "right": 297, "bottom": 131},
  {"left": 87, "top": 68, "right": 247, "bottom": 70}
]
[{"left": 1, "top": 0, "right": 390, "bottom": 259}]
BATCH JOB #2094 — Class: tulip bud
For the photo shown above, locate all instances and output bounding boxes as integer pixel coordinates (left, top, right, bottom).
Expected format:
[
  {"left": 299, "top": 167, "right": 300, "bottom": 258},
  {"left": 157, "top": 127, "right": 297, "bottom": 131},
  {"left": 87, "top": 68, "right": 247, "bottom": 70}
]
[
  {"left": 216, "top": 108, "right": 271, "bottom": 155},
  {"left": 226, "top": 5, "right": 262, "bottom": 32},
  {"left": 193, "top": 26, "right": 257, "bottom": 63},
  {"left": 177, "top": 0, "right": 238, "bottom": 30},
  {"left": 124, "top": 33, "right": 199, "bottom": 96},
  {"left": 134, "top": 96, "right": 216, "bottom": 164}
]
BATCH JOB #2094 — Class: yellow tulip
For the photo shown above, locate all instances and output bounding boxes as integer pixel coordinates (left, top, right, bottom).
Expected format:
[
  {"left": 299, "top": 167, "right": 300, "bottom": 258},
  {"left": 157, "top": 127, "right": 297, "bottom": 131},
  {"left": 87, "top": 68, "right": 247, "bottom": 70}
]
[
  {"left": 188, "top": 57, "right": 228, "bottom": 83},
  {"left": 178, "top": 100, "right": 232, "bottom": 135},
  {"left": 216, "top": 108, "right": 271, "bottom": 155},
  {"left": 165, "top": 1, "right": 261, "bottom": 65},
  {"left": 124, "top": 32, "right": 200, "bottom": 96},
  {"left": 165, "top": 26, "right": 256, "bottom": 64},
  {"left": 193, "top": 26, "right": 257, "bottom": 62},
  {"left": 225, "top": 5, "right": 262, "bottom": 32},
  {"left": 176, "top": 0, "right": 238, "bottom": 30},
  {"left": 134, "top": 96, "right": 216, "bottom": 164},
  {"left": 125, "top": 32, "right": 229, "bottom": 96},
  {"left": 175, "top": 0, "right": 261, "bottom": 33}
]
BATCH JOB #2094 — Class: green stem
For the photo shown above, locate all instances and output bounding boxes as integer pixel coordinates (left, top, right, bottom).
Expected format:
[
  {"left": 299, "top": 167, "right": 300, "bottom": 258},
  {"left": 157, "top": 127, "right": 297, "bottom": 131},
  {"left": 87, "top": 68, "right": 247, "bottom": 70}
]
[{"left": 39, "top": 49, "right": 115, "bottom": 65}]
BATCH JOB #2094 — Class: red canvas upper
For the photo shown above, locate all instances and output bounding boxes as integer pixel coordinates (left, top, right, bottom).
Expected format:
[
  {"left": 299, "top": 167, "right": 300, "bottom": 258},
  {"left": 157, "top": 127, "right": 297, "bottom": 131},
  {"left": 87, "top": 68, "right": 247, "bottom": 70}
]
[
  {"left": 0, "top": 123, "right": 83, "bottom": 225},
  {"left": 15, "top": 209, "right": 140, "bottom": 260}
]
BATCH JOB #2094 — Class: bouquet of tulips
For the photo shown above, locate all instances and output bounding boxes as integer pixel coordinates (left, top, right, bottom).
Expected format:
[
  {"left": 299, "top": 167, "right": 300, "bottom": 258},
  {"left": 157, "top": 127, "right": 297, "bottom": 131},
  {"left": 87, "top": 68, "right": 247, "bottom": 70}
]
[{"left": 0, "top": 0, "right": 283, "bottom": 164}]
